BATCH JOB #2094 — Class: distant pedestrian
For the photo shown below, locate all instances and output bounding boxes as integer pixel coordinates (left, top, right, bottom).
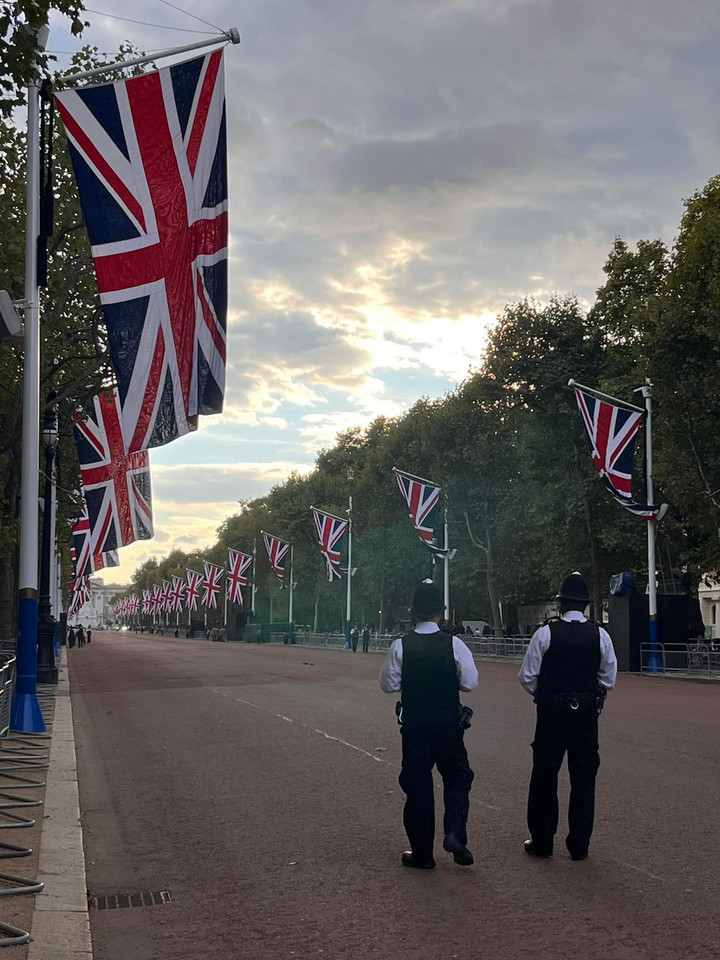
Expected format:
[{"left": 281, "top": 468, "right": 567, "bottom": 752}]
[
  {"left": 350, "top": 624, "right": 359, "bottom": 653},
  {"left": 68, "top": 627, "right": 76, "bottom": 649},
  {"left": 76, "top": 625, "right": 85, "bottom": 648},
  {"left": 361, "top": 625, "right": 370, "bottom": 653},
  {"left": 86, "top": 626, "right": 92, "bottom": 644},
  {"left": 518, "top": 573, "right": 617, "bottom": 861}
]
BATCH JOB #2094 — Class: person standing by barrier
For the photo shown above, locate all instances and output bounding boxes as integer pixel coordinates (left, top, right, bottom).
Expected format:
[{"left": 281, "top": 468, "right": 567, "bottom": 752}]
[
  {"left": 518, "top": 573, "right": 617, "bottom": 861},
  {"left": 86, "top": 626, "right": 92, "bottom": 644},
  {"left": 76, "top": 625, "right": 85, "bottom": 648},
  {"left": 350, "top": 624, "right": 359, "bottom": 652},
  {"left": 379, "top": 581, "right": 478, "bottom": 869},
  {"left": 361, "top": 624, "right": 370, "bottom": 653}
]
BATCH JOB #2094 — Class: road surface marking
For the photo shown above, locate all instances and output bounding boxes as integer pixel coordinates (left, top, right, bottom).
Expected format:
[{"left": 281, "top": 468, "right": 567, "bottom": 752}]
[{"left": 210, "top": 689, "right": 386, "bottom": 763}]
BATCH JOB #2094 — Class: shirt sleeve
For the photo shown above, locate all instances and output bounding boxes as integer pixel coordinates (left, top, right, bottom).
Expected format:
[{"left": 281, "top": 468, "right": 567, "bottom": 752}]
[
  {"left": 518, "top": 626, "right": 550, "bottom": 695},
  {"left": 598, "top": 629, "right": 618, "bottom": 690},
  {"left": 379, "top": 638, "right": 403, "bottom": 693},
  {"left": 453, "top": 637, "right": 479, "bottom": 691}
]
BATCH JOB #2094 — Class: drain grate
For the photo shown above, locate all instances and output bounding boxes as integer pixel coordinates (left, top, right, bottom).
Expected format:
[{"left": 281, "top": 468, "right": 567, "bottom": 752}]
[{"left": 92, "top": 890, "right": 172, "bottom": 910}]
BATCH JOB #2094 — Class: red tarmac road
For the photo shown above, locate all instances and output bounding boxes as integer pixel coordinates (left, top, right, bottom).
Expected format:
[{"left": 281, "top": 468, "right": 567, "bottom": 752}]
[{"left": 70, "top": 632, "right": 720, "bottom": 960}]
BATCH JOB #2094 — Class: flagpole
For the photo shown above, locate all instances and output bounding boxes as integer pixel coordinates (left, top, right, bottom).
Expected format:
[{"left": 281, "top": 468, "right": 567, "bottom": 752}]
[
  {"left": 62, "top": 29, "right": 241, "bottom": 85},
  {"left": 640, "top": 379, "right": 662, "bottom": 672},
  {"left": 288, "top": 545, "right": 294, "bottom": 644},
  {"left": 443, "top": 504, "right": 450, "bottom": 621},
  {"left": 251, "top": 538, "right": 257, "bottom": 618},
  {"left": 12, "top": 23, "right": 50, "bottom": 733},
  {"left": 345, "top": 495, "right": 353, "bottom": 649},
  {"left": 568, "top": 379, "right": 645, "bottom": 414}
]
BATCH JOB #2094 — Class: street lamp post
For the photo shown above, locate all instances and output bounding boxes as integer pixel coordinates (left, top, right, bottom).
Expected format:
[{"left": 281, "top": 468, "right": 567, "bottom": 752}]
[{"left": 37, "top": 402, "right": 59, "bottom": 684}]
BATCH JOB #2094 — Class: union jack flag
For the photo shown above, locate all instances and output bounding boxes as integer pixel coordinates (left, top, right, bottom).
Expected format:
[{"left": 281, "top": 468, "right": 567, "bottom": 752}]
[
  {"left": 170, "top": 575, "right": 187, "bottom": 613},
  {"left": 55, "top": 50, "right": 228, "bottom": 452},
  {"left": 186, "top": 569, "right": 203, "bottom": 611},
  {"left": 227, "top": 548, "right": 252, "bottom": 605},
  {"left": 70, "top": 504, "right": 119, "bottom": 580},
  {"left": 142, "top": 589, "right": 152, "bottom": 614},
  {"left": 151, "top": 584, "right": 162, "bottom": 616},
  {"left": 262, "top": 532, "right": 290, "bottom": 584},
  {"left": 128, "top": 595, "right": 140, "bottom": 616},
  {"left": 73, "top": 388, "right": 153, "bottom": 553},
  {"left": 312, "top": 508, "right": 348, "bottom": 581},
  {"left": 394, "top": 468, "right": 446, "bottom": 556},
  {"left": 160, "top": 580, "right": 173, "bottom": 614},
  {"left": 574, "top": 386, "right": 666, "bottom": 520},
  {"left": 202, "top": 562, "right": 223, "bottom": 609},
  {"left": 69, "top": 576, "right": 91, "bottom": 618}
]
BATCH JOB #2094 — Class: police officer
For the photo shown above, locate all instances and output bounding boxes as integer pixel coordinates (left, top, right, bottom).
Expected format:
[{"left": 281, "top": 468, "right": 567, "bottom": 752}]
[
  {"left": 379, "top": 581, "right": 478, "bottom": 869},
  {"left": 518, "top": 573, "right": 617, "bottom": 861}
]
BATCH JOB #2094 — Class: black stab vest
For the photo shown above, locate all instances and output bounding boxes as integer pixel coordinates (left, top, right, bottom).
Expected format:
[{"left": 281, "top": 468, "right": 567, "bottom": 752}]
[
  {"left": 400, "top": 630, "right": 459, "bottom": 715},
  {"left": 537, "top": 619, "right": 601, "bottom": 698}
]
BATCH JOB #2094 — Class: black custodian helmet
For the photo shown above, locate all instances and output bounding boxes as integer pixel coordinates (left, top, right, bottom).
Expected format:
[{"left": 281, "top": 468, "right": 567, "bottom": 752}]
[
  {"left": 411, "top": 580, "right": 443, "bottom": 620},
  {"left": 557, "top": 573, "right": 590, "bottom": 604}
]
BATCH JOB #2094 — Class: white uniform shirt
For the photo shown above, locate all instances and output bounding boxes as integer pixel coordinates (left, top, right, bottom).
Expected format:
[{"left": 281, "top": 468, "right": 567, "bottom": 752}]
[
  {"left": 379, "top": 622, "right": 479, "bottom": 694},
  {"left": 517, "top": 611, "right": 617, "bottom": 696}
]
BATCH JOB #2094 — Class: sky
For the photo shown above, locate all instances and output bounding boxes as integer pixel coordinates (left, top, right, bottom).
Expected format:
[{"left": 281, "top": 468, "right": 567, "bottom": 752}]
[{"left": 48, "top": 0, "right": 720, "bottom": 585}]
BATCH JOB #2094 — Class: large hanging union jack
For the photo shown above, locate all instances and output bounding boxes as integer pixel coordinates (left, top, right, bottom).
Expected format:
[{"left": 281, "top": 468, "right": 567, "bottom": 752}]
[
  {"left": 186, "top": 569, "right": 203, "bottom": 612},
  {"left": 393, "top": 467, "right": 446, "bottom": 556},
  {"left": 262, "top": 532, "right": 290, "bottom": 584},
  {"left": 55, "top": 50, "right": 228, "bottom": 452},
  {"left": 170, "top": 576, "right": 187, "bottom": 613},
  {"left": 160, "top": 580, "right": 173, "bottom": 614},
  {"left": 73, "top": 388, "right": 153, "bottom": 553},
  {"left": 573, "top": 386, "right": 665, "bottom": 520},
  {"left": 227, "top": 549, "right": 252, "bottom": 605},
  {"left": 311, "top": 508, "right": 348, "bottom": 581},
  {"left": 202, "top": 562, "right": 224, "bottom": 609},
  {"left": 151, "top": 584, "right": 162, "bottom": 616},
  {"left": 142, "top": 589, "right": 152, "bottom": 615},
  {"left": 70, "top": 504, "right": 119, "bottom": 580}
]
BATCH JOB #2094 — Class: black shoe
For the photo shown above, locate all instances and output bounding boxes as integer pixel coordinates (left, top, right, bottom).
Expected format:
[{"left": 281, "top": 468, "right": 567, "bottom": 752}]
[
  {"left": 443, "top": 836, "right": 474, "bottom": 866},
  {"left": 401, "top": 851, "right": 436, "bottom": 869},
  {"left": 569, "top": 850, "right": 588, "bottom": 861},
  {"left": 524, "top": 840, "right": 553, "bottom": 858}
]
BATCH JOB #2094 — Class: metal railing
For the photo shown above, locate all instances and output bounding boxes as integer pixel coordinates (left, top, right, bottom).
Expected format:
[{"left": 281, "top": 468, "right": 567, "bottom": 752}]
[
  {"left": 286, "top": 631, "right": 531, "bottom": 661},
  {"left": 640, "top": 642, "right": 720, "bottom": 676},
  {"left": 0, "top": 656, "right": 16, "bottom": 740}
]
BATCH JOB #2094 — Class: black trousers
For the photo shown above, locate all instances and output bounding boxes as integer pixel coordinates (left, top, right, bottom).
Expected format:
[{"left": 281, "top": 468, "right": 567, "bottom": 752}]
[
  {"left": 527, "top": 702, "right": 600, "bottom": 856},
  {"left": 399, "top": 717, "right": 474, "bottom": 859}
]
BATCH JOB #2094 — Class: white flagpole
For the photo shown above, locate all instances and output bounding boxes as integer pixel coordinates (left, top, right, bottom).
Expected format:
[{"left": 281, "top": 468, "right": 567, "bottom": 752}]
[
  {"left": 288, "top": 545, "right": 294, "bottom": 642},
  {"left": 640, "top": 380, "right": 662, "bottom": 672},
  {"left": 224, "top": 574, "right": 228, "bottom": 628},
  {"left": 13, "top": 23, "right": 50, "bottom": 733},
  {"left": 62, "top": 29, "right": 240, "bottom": 85},
  {"left": 345, "top": 495, "right": 353, "bottom": 648},
  {"left": 251, "top": 538, "right": 257, "bottom": 617},
  {"left": 443, "top": 504, "right": 450, "bottom": 620}
]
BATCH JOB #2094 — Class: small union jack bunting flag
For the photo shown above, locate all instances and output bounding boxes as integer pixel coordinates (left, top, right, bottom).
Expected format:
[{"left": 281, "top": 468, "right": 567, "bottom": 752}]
[
  {"left": 186, "top": 569, "right": 204, "bottom": 612},
  {"left": 312, "top": 508, "right": 348, "bottom": 582},
  {"left": 160, "top": 580, "right": 173, "bottom": 614},
  {"left": 142, "top": 589, "right": 152, "bottom": 615},
  {"left": 227, "top": 549, "right": 252, "bottom": 605},
  {"left": 262, "top": 532, "right": 290, "bottom": 584},
  {"left": 394, "top": 468, "right": 446, "bottom": 556},
  {"left": 55, "top": 50, "right": 228, "bottom": 452},
  {"left": 150, "top": 584, "right": 162, "bottom": 616},
  {"left": 574, "top": 386, "right": 666, "bottom": 520},
  {"left": 73, "top": 388, "right": 153, "bottom": 554},
  {"left": 202, "top": 562, "right": 224, "bottom": 609}
]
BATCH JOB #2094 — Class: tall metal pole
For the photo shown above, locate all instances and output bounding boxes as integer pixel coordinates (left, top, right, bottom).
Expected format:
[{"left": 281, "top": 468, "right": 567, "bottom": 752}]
[
  {"left": 345, "top": 495, "right": 353, "bottom": 649},
  {"left": 443, "top": 505, "right": 450, "bottom": 621},
  {"left": 251, "top": 538, "right": 257, "bottom": 617},
  {"left": 288, "top": 545, "right": 294, "bottom": 643},
  {"left": 642, "top": 380, "right": 662, "bottom": 672},
  {"left": 12, "top": 24, "right": 50, "bottom": 732}
]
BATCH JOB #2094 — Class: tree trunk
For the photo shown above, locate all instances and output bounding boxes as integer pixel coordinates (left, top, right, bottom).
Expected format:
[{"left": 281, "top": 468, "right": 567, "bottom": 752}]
[{"left": 485, "top": 529, "right": 504, "bottom": 635}]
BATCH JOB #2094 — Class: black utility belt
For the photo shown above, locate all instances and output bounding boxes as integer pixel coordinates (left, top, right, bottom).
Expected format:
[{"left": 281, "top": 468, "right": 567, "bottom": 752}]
[
  {"left": 395, "top": 702, "right": 473, "bottom": 729},
  {"left": 536, "top": 689, "right": 607, "bottom": 714}
]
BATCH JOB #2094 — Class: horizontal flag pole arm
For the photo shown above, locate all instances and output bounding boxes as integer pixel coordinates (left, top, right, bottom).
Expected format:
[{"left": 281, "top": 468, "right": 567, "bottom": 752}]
[
  {"left": 61, "top": 27, "right": 241, "bottom": 85},
  {"left": 392, "top": 465, "right": 438, "bottom": 487},
  {"left": 567, "top": 379, "right": 645, "bottom": 414},
  {"left": 310, "top": 506, "right": 347, "bottom": 524}
]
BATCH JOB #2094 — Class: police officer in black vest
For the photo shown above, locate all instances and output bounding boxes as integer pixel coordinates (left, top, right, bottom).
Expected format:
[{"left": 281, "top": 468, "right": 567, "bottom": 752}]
[
  {"left": 379, "top": 581, "right": 478, "bottom": 869},
  {"left": 518, "top": 573, "right": 617, "bottom": 861}
]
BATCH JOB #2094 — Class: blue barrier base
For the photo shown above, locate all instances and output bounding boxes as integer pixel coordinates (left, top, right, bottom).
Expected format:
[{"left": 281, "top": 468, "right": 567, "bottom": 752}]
[{"left": 10, "top": 694, "right": 45, "bottom": 734}]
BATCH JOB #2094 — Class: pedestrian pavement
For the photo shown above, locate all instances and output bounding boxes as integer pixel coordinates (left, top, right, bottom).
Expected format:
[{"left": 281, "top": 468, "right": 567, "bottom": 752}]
[{"left": 27, "top": 657, "right": 92, "bottom": 960}]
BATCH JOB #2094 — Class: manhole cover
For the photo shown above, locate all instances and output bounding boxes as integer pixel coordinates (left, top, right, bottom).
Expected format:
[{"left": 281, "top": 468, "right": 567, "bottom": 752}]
[{"left": 91, "top": 890, "right": 172, "bottom": 910}]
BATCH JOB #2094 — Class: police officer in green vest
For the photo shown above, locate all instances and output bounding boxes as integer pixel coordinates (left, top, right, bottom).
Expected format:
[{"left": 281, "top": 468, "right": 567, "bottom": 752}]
[
  {"left": 380, "top": 581, "right": 478, "bottom": 869},
  {"left": 518, "top": 573, "right": 617, "bottom": 861}
]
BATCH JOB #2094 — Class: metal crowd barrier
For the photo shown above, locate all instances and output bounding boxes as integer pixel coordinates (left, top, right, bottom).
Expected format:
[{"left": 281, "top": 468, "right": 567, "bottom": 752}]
[
  {"left": 0, "top": 656, "right": 16, "bottom": 740},
  {"left": 288, "top": 632, "right": 531, "bottom": 660},
  {"left": 640, "top": 642, "right": 720, "bottom": 676}
]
